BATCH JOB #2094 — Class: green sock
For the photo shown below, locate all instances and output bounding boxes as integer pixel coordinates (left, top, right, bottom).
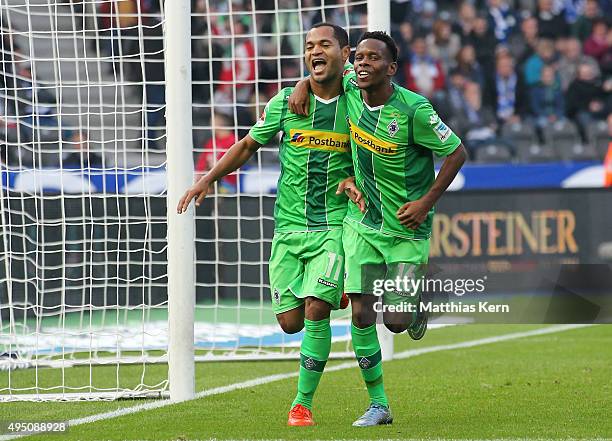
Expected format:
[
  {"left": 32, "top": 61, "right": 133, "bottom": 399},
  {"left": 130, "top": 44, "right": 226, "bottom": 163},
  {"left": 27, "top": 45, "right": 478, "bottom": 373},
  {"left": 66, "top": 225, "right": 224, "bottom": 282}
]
[
  {"left": 351, "top": 323, "right": 389, "bottom": 408},
  {"left": 291, "top": 318, "right": 331, "bottom": 410}
]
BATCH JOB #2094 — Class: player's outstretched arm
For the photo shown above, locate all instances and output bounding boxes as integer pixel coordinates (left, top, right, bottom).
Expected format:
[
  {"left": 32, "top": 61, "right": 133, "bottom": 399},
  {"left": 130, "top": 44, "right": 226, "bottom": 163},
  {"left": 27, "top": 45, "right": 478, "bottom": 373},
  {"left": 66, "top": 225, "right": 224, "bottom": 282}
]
[
  {"left": 176, "top": 135, "right": 261, "bottom": 213},
  {"left": 287, "top": 78, "right": 311, "bottom": 116},
  {"left": 397, "top": 143, "right": 467, "bottom": 230}
]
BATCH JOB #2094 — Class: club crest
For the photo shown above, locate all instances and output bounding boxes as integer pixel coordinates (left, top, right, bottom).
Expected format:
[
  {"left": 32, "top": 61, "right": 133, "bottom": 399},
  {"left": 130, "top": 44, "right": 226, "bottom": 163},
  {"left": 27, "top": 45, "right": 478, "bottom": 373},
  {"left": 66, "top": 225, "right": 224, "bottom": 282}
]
[
  {"left": 358, "top": 357, "right": 371, "bottom": 369},
  {"left": 387, "top": 119, "right": 399, "bottom": 137},
  {"left": 304, "top": 357, "right": 316, "bottom": 370}
]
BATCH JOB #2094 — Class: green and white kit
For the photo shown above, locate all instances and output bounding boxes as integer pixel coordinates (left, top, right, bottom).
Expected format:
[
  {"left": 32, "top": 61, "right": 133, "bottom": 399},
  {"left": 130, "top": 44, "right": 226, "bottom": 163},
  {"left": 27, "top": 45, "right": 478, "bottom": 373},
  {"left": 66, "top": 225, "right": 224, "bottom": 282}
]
[
  {"left": 341, "top": 65, "right": 461, "bottom": 298},
  {"left": 249, "top": 87, "right": 352, "bottom": 314}
]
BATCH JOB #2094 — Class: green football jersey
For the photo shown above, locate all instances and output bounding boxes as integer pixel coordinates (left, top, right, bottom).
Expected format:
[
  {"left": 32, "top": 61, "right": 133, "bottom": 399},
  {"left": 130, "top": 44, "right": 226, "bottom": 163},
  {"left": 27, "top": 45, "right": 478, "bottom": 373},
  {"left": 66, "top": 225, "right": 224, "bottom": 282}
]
[
  {"left": 342, "top": 65, "right": 461, "bottom": 239},
  {"left": 249, "top": 87, "right": 352, "bottom": 232}
]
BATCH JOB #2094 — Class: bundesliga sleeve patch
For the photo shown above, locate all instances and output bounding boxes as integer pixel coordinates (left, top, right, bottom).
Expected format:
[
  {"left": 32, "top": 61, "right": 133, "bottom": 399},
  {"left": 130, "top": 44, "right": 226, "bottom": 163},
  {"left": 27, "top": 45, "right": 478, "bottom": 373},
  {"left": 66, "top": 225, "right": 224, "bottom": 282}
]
[{"left": 430, "top": 113, "right": 452, "bottom": 143}]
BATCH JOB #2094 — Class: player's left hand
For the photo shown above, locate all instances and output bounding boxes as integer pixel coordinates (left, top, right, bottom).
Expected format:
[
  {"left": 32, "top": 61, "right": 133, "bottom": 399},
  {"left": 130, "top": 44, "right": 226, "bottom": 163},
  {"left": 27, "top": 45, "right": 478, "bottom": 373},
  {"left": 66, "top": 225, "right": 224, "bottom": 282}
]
[
  {"left": 337, "top": 177, "right": 366, "bottom": 213},
  {"left": 396, "top": 199, "right": 431, "bottom": 230}
]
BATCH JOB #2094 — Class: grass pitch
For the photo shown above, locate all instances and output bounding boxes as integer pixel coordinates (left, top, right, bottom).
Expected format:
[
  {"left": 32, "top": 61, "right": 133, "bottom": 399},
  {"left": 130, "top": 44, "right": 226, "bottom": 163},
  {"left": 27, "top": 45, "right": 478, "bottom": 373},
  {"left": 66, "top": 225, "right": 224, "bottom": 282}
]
[{"left": 1, "top": 324, "right": 610, "bottom": 440}]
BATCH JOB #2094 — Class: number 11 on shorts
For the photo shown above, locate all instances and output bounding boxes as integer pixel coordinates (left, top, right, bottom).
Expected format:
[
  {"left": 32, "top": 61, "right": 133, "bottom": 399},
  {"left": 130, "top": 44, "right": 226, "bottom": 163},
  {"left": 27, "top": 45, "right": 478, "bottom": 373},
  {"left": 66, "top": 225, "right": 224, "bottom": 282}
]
[{"left": 324, "top": 252, "right": 344, "bottom": 281}]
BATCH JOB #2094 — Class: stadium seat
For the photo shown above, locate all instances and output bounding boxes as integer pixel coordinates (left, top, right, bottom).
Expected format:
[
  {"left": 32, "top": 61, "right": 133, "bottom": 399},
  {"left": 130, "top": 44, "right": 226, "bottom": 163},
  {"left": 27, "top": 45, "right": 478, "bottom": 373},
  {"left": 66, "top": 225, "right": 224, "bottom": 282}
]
[
  {"left": 516, "top": 142, "right": 559, "bottom": 163},
  {"left": 544, "top": 120, "right": 581, "bottom": 158},
  {"left": 558, "top": 143, "right": 600, "bottom": 162},
  {"left": 587, "top": 120, "right": 609, "bottom": 159},
  {"left": 473, "top": 143, "right": 513, "bottom": 163},
  {"left": 501, "top": 120, "right": 537, "bottom": 145}
]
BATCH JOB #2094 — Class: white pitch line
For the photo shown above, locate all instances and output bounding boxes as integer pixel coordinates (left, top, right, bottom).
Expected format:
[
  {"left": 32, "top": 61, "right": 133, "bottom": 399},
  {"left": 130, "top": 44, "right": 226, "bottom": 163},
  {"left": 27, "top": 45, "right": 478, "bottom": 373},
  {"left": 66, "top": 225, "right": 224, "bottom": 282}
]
[{"left": 0, "top": 324, "right": 592, "bottom": 441}]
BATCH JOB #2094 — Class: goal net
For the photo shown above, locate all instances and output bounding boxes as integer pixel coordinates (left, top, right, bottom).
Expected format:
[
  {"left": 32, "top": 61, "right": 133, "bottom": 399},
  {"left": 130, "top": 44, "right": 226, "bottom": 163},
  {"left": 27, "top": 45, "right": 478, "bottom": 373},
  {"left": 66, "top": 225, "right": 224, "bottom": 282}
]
[{"left": 0, "top": 0, "right": 369, "bottom": 401}]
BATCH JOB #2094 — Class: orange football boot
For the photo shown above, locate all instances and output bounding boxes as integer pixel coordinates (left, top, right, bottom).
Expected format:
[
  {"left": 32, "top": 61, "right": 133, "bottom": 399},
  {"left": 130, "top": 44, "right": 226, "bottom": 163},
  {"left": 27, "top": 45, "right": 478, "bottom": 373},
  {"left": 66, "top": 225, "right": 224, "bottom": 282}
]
[{"left": 288, "top": 404, "right": 315, "bottom": 426}]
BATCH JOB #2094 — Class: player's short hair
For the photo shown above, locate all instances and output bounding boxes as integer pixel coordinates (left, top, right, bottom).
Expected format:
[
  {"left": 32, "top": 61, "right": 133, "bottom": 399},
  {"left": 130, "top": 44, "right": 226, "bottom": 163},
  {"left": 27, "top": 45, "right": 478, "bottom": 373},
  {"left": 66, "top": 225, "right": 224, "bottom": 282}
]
[
  {"left": 310, "top": 22, "right": 349, "bottom": 48},
  {"left": 358, "top": 31, "right": 398, "bottom": 63}
]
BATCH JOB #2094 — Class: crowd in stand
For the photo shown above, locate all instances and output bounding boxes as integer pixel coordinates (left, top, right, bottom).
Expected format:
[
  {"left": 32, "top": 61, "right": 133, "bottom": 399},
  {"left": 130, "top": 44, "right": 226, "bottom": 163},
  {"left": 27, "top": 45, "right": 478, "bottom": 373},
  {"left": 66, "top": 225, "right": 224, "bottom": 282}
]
[
  {"left": 388, "top": 0, "right": 611, "bottom": 156},
  {"left": 191, "top": 0, "right": 610, "bottom": 165},
  {"left": 1, "top": 0, "right": 611, "bottom": 167}
]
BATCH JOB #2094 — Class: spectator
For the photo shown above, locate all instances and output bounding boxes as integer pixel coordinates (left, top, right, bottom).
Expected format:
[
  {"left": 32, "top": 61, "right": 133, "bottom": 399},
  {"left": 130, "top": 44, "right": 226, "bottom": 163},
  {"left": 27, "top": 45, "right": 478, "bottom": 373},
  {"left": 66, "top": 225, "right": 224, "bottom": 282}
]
[
  {"left": 452, "top": 81, "right": 501, "bottom": 155},
  {"left": 195, "top": 112, "right": 237, "bottom": 191},
  {"left": 393, "top": 22, "right": 414, "bottom": 74},
  {"left": 217, "top": 15, "right": 256, "bottom": 104},
  {"left": 426, "top": 18, "right": 461, "bottom": 74},
  {"left": 523, "top": 38, "right": 557, "bottom": 87},
  {"left": 97, "top": 0, "right": 143, "bottom": 74},
  {"left": 466, "top": 14, "right": 498, "bottom": 73},
  {"left": 536, "top": 0, "right": 570, "bottom": 39},
  {"left": 280, "top": 61, "right": 301, "bottom": 90},
  {"left": 192, "top": 35, "right": 224, "bottom": 103},
  {"left": 557, "top": 37, "right": 601, "bottom": 90},
  {"left": 271, "top": 0, "right": 302, "bottom": 64},
  {"left": 62, "top": 131, "right": 103, "bottom": 169},
  {"left": 565, "top": 62, "right": 608, "bottom": 141},
  {"left": 442, "top": 71, "right": 470, "bottom": 123},
  {"left": 601, "top": 25, "right": 612, "bottom": 75},
  {"left": 409, "top": 0, "right": 437, "bottom": 35},
  {"left": 486, "top": 0, "right": 517, "bottom": 43},
  {"left": 17, "top": 66, "right": 58, "bottom": 137},
  {"left": 508, "top": 15, "right": 540, "bottom": 66},
  {"left": 453, "top": 1, "right": 478, "bottom": 42},
  {"left": 124, "top": 19, "right": 165, "bottom": 145},
  {"left": 191, "top": 1, "right": 224, "bottom": 103},
  {"left": 403, "top": 35, "right": 446, "bottom": 99},
  {"left": 583, "top": 18, "right": 610, "bottom": 65},
  {"left": 560, "top": 0, "right": 586, "bottom": 24},
  {"left": 453, "top": 44, "right": 486, "bottom": 88},
  {"left": 390, "top": 0, "right": 412, "bottom": 26},
  {"left": 572, "top": 0, "right": 601, "bottom": 42},
  {"left": 485, "top": 54, "right": 529, "bottom": 124},
  {"left": 601, "top": 0, "right": 612, "bottom": 16},
  {"left": 529, "top": 65, "right": 565, "bottom": 142}
]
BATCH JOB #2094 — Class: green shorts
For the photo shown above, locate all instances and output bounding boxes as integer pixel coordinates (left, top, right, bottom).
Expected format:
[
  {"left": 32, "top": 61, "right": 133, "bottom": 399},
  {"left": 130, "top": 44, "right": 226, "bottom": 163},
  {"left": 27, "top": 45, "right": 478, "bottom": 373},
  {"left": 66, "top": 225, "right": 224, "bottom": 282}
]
[
  {"left": 343, "top": 219, "right": 429, "bottom": 306},
  {"left": 269, "top": 229, "right": 344, "bottom": 315}
]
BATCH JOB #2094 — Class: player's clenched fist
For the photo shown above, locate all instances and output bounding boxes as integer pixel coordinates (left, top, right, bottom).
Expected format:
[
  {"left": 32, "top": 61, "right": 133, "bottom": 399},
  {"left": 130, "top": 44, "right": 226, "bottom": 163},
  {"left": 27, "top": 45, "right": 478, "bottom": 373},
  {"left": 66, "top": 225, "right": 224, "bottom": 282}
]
[
  {"left": 396, "top": 199, "right": 431, "bottom": 230},
  {"left": 176, "top": 178, "right": 213, "bottom": 214}
]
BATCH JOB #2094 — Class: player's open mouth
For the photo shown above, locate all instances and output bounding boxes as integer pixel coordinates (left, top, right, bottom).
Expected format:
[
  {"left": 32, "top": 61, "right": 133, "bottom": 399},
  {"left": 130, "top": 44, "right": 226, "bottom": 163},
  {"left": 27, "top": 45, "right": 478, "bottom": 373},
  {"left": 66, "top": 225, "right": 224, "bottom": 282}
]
[
  {"left": 312, "top": 58, "right": 327, "bottom": 74},
  {"left": 357, "top": 70, "right": 371, "bottom": 79}
]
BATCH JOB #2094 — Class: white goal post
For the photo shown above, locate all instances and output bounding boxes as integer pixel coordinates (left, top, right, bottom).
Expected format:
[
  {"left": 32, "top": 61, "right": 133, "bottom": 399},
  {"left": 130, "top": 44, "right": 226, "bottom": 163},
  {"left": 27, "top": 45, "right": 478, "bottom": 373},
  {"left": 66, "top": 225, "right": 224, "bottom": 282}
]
[{"left": 0, "top": 0, "right": 390, "bottom": 402}]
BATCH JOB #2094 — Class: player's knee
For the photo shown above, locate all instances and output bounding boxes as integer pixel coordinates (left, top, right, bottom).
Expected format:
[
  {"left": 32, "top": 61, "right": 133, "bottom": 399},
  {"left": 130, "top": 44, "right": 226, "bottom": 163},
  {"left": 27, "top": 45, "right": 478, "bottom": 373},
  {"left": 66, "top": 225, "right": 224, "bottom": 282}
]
[
  {"left": 277, "top": 318, "right": 304, "bottom": 334},
  {"left": 304, "top": 297, "right": 331, "bottom": 321},
  {"left": 351, "top": 310, "right": 375, "bottom": 329},
  {"left": 276, "top": 310, "right": 304, "bottom": 334},
  {"left": 385, "top": 322, "right": 408, "bottom": 334},
  {"left": 351, "top": 298, "right": 376, "bottom": 328},
  {"left": 384, "top": 312, "right": 410, "bottom": 333}
]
